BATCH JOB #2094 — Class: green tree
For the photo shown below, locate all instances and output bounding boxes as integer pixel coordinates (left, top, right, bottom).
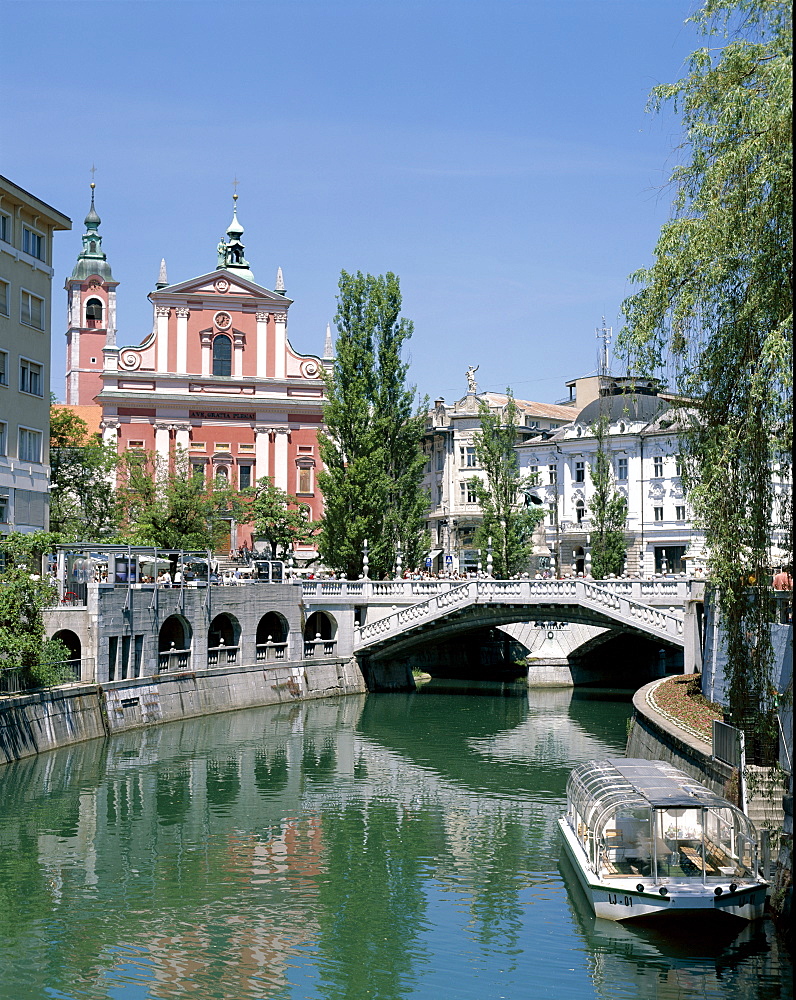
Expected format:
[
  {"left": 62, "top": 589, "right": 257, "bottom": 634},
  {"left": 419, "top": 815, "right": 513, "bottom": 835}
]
[
  {"left": 618, "top": 0, "right": 792, "bottom": 731},
  {"left": 318, "top": 270, "right": 428, "bottom": 578},
  {"left": 589, "top": 415, "right": 628, "bottom": 579},
  {"left": 49, "top": 403, "right": 119, "bottom": 539},
  {"left": 118, "top": 449, "right": 245, "bottom": 551},
  {"left": 470, "top": 391, "right": 544, "bottom": 579},
  {"left": 249, "top": 478, "right": 314, "bottom": 558},
  {"left": 0, "top": 532, "right": 71, "bottom": 688}
]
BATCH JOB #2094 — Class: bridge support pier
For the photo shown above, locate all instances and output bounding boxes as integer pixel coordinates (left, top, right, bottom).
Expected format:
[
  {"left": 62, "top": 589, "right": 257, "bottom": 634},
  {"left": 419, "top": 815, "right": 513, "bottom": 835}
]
[{"left": 357, "top": 656, "right": 415, "bottom": 693}]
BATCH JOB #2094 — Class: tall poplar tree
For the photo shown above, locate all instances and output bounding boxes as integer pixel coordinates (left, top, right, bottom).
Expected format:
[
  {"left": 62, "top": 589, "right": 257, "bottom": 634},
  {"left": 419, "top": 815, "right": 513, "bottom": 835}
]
[
  {"left": 318, "top": 271, "right": 428, "bottom": 578},
  {"left": 588, "top": 416, "right": 627, "bottom": 579},
  {"left": 619, "top": 0, "right": 792, "bottom": 732},
  {"left": 470, "top": 391, "right": 543, "bottom": 579}
]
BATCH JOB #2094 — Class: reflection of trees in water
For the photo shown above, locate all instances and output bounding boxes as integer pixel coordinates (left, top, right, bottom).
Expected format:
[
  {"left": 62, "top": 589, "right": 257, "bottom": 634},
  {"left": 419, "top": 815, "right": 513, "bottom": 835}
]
[
  {"left": 156, "top": 765, "right": 191, "bottom": 826},
  {"left": 206, "top": 758, "right": 240, "bottom": 808},
  {"left": 316, "top": 799, "right": 435, "bottom": 998},
  {"left": 254, "top": 746, "right": 288, "bottom": 795},
  {"left": 302, "top": 739, "right": 336, "bottom": 780}
]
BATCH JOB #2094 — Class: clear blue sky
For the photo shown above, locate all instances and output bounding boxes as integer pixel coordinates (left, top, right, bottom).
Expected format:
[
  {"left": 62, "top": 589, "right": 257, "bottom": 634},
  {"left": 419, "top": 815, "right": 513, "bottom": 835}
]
[{"left": 3, "top": 0, "right": 701, "bottom": 405}]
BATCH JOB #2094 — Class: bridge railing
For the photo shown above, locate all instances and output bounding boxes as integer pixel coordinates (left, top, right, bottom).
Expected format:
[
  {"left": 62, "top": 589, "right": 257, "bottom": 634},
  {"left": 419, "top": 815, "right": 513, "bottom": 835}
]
[
  {"left": 355, "top": 578, "right": 686, "bottom": 649},
  {"left": 303, "top": 577, "right": 692, "bottom": 605}
]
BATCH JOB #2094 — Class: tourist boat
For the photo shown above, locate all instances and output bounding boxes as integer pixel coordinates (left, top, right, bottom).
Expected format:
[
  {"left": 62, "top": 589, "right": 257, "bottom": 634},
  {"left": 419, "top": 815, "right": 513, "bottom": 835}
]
[{"left": 558, "top": 758, "right": 768, "bottom": 923}]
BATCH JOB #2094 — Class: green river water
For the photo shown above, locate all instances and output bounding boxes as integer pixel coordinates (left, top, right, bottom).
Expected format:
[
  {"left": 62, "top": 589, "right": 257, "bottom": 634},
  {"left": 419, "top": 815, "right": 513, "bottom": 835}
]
[{"left": 0, "top": 681, "right": 790, "bottom": 1000}]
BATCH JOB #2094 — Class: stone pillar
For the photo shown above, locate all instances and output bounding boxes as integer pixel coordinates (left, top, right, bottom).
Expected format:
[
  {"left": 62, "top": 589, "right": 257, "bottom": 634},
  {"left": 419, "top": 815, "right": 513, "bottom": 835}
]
[
  {"left": 200, "top": 330, "right": 213, "bottom": 376},
  {"left": 156, "top": 306, "right": 170, "bottom": 372},
  {"left": 154, "top": 422, "right": 171, "bottom": 462},
  {"left": 100, "top": 418, "right": 119, "bottom": 450},
  {"left": 682, "top": 581, "right": 706, "bottom": 674},
  {"left": 256, "top": 311, "right": 269, "bottom": 378},
  {"left": 273, "top": 311, "right": 287, "bottom": 379},
  {"left": 233, "top": 329, "right": 245, "bottom": 378},
  {"left": 107, "top": 288, "right": 117, "bottom": 346},
  {"left": 254, "top": 425, "right": 270, "bottom": 483},
  {"left": 176, "top": 307, "right": 189, "bottom": 373},
  {"left": 273, "top": 427, "right": 289, "bottom": 491},
  {"left": 174, "top": 421, "right": 191, "bottom": 452}
]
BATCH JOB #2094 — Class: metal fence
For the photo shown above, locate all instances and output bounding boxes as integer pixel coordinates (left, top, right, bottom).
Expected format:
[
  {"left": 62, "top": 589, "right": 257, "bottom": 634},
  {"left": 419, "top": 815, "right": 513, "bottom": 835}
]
[
  {"left": 713, "top": 719, "right": 742, "bottom": 767},
  {"left": 0, "top": 657, "right": 94, "bottom": 694}
]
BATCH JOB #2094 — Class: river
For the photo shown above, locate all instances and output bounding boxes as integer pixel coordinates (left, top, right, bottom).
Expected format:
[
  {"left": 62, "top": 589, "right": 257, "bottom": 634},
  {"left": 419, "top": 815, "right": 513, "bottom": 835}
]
[{"left": 0, "top": 681, "right": 790, "bottom": 1000}]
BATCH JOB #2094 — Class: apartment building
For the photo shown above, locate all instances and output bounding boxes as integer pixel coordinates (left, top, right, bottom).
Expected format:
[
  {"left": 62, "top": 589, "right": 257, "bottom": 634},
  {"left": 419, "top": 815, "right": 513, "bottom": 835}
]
[{"left": 0, "top": 177, "right": 71, "bottom": 533}]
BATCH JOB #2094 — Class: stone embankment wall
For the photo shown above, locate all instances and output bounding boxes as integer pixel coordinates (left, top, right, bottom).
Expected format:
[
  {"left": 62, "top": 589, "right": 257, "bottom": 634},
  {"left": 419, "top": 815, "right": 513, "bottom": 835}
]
[{"left": 0, "top": 658, "right": 366, "bottom": 766}]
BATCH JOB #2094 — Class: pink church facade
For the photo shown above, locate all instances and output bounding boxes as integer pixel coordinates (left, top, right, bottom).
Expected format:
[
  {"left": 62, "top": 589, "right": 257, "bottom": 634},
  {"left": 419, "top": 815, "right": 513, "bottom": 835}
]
[{"left": 65, "top": 190, "right": 328, "bottom": 557}]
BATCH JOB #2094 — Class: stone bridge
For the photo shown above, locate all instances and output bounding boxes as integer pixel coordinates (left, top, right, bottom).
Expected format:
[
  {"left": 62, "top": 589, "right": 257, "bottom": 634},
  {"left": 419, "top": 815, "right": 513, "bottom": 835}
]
[{"left": 349, "top": 578, "right": 687, "bottom": 660}]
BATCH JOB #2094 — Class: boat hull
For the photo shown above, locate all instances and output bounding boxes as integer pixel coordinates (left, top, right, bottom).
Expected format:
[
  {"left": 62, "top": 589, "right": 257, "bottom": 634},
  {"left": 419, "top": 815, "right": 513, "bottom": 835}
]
[{"left": 557, "top": 818, "right": 767, "bottom": 924}]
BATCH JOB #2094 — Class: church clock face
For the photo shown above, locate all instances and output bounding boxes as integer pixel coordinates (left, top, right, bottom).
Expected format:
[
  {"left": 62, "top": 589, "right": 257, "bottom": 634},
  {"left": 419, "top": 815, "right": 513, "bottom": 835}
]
[
  {"left": 214, "top": 277, "right": 230, "bottom": 293},
  {"left": 214, "top": 311, "right": 232, "bottom": 330}
]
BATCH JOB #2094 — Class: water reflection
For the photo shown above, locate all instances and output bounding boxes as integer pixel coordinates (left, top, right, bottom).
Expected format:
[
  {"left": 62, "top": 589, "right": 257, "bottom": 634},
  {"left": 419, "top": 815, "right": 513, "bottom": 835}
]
[{"left": 0, "top": 687, "right": 789, "bottom": 1000}]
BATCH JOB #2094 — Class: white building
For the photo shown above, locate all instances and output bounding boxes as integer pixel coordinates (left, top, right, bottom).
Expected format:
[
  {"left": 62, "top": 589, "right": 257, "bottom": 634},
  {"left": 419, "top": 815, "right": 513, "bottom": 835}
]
[
  {"left": 516, "top": 378, "right": 704, "bottom": 577},
  {"left": 421, "top": 386, "right": 575, "bottom": 573}
]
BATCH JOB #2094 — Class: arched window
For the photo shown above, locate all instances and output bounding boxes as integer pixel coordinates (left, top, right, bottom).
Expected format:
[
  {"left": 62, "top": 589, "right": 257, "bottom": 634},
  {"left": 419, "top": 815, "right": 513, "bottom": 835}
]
[
  {"left": 575, "top": 499, "right": 586, "bottom": 524},
  {"left": 212, "top": 334, "right": 232, "bottom": 376},
  {"left": 85, "top": 298, "right": 103, "bottom": 327}
]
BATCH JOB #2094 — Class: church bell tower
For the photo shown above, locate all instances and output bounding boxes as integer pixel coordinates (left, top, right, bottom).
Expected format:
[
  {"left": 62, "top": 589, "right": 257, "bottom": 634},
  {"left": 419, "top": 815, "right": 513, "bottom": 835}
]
[{"left": 64, "top": 182, "right": 119, "bottom": 404}]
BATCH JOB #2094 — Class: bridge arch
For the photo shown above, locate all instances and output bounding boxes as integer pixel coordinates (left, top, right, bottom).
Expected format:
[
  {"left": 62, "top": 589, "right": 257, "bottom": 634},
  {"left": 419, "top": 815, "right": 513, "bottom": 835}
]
[
  {"left": 257, "top": 611, "right": 289, "bottom": 644},
  {"left": 159, "top": 614, "right": 192, "bottom": 653},
  {"left": 209, "top": 612, "right": 240, "bottom": 649},
  {"left": 51, "top": 628, "right": 81, "bottom": 662},
  {"left": 305, "top": 610, "right": 336, "bottom": 641}
]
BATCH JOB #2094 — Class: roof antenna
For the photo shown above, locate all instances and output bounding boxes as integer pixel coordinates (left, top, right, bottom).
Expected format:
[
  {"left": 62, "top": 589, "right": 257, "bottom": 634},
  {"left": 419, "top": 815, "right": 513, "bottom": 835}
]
[{"left": 596, "top": 317, "right": 612, "bottom": 377}]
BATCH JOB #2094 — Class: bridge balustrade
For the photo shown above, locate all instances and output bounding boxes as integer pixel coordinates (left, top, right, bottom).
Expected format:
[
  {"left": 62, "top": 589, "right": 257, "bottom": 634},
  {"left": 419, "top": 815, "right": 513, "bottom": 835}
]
[
  {"left": 207, "top": 645, "right": 239, "bottom": 667},
  {"left": 158, "top": 648, "right": 191, "bottom": 672},
  {"left": 256, "top": 642, "right": 288, "bottom": 662}
]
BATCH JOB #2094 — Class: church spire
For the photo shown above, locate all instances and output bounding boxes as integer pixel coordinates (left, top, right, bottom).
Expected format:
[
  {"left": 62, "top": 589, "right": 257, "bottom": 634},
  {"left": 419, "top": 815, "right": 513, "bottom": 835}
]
[
  {"left": 216, "top": 189, "right": 254, "bottom": 281},
  {"left": 323, "top": 322, "right": 334, "bottom": 360},
  {"left": 71, "top": 181, "right": 114, "bottom": 280}
]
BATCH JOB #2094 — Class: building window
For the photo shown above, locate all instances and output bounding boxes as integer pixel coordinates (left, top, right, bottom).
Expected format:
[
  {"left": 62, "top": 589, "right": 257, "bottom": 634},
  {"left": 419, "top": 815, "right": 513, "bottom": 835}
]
[
  {"left": 674, "top": 455, "right": 683, "bottom": 477},
  {"left": 548, "top": 464, "right": 557, "bottom": 485},
  {"left": 436, "top": 448, "right": 444, "bottom": 471},
  {"left": 0, "top": 212, "right": 9, "bottom": 243},
  {"left": 616, "top": 457, "right": 628, "bottom": 481},
  {"left": 528, "top": 464, "right": 538, "bottom": 483},
  {"left": 20, "top": 290, "right": 44, "bottom": 330},
  {"left": 653, "top": 506, "right": 664, "bottom": 522},
  {"left": 675, "top": 505, "right": 686, "bottom": 521},
  {"left": 238, "top": 443, "right": 254, "bottom": 453},
  {"left": 239, "top": 465, "right": 252, "bottom": 490},
  {"left": 212, "top": 334, "right": 232, "bottom": 377},
  {"left": 190, "top": 441, "right": 206, "bottom": 451},
  {"left": 0, "top": 279, "right": 8, "bottom": 317},
  {"left": 18, "top": 427, "right": 42, "bottom": 463},
  {"left": 214, "top": 442, "right": 231, "bottom": 453},
  {"left": 653, "top": 455, "right": 664, "bottom": 478},
  {"left": 22, "top": 227, "right": 44, "bottom": 260},
  {"left": 437, "top": 485, "right": 443, "bottom": 505},
  {"left": 0, "top": 493, "right": 7, "bottom": 523},
  {"left": 127, "top": 440, "right": 145, "bottom": 450},
  {"left": 191, "top": 463, "right": 205, "bottom": 480},
  {"left": 297, "top": 467, "right": 313, "bottom": 495},
  {"left": 548, "top": 503, "right": 556, "bottom": 526},
  {"left": 574, "top": 461, "right": 586, "bottom": 483},
  {"left": 19, "top": 358, "right": 43, "bottom": 397},
  {"left": 460, "top": 481, "right": 478, "bottom": 504},
  {"left": 525, "top": 418, "right": 539, "bottom": 429},
  {"left": 0, "top": 351, "right": 7, "bottom": 386},
  {"left": 0, "top": 422, "right": 6, "bottom": 456},
  {"left": 459, "top": 445, "right": 477, "bottom": 468},
  {"left": 85, "top": 298, "right": 103, "bottom": 327},
  {"left": 575, "top": 500, "right": 586, "bottom": 524}
]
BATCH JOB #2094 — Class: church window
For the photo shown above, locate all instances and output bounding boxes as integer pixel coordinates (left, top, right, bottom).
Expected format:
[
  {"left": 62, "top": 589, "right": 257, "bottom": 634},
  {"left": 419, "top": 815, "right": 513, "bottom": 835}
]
[
  {"left": 212, "top": 334, "right": 232, "bottom": 377},
  {"left": 86, "top": 298, "right": 103, "bottom": 327},
  {"left": 89, "top": 241, "right": 97, "bottom": 253},
  {"left": 297, "top": 467, "right": 313, "bottom": 495}
]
